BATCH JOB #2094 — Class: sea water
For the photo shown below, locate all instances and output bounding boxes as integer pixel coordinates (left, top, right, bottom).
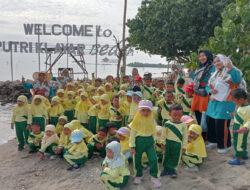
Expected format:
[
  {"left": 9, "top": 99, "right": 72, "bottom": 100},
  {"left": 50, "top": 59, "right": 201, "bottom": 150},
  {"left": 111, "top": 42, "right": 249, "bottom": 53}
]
[{"left": 0, "top": 104, "right": 15, "bottom": 145}]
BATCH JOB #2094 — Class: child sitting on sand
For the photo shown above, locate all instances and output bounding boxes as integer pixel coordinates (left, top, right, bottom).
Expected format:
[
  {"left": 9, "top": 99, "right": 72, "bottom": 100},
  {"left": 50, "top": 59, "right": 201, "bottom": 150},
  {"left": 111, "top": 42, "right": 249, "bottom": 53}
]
[
  {"left": 228, "top": 88, "right": 250, "bottom": 165},
  {"left": 11, "top": 95, "right": 32, "bottom": 151},
  {"left": 129, "top": 100, "right": 161, "bottom": 188},
  {"left": 101, "top": 141, "right": 130, "bottom": 190},
  {"left": 64, "top": 129, "right": 88, "bottom": 171},
  {"left": 37, "top": 125, "right": 59, "bottom": 160},
  {"left": 87, "top": 127, "right": 108, "bottom": 158},
  {"left": 182, "top": 124, "right": 207, "bottom": 172},
  {"left": 28, "top": 122, "right": 44, "bottom": 153}
]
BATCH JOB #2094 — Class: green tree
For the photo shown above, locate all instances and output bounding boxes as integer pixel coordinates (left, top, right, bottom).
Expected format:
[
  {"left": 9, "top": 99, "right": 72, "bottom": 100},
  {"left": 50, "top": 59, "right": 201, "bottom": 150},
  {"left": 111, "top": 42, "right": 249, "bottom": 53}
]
[
  {"left": 188, "top": 0, "right": 250, "bottom": 86},
  {"left": 127, "top": 0, "right": 233, "bottom": 63}
]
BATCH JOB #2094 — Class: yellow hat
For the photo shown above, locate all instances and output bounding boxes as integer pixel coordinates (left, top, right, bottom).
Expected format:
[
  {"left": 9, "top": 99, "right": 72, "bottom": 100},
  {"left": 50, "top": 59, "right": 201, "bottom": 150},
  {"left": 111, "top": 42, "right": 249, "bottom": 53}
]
[
  {"left": 59, "top": 115, "right": 68, "bottom": 122},
  {"left": 52, "top": 96, "right": 60, "bottom": 103},
  {"left": 189, "top": 124, "right": 202, "bottom": 135},
  {"left": 17, "top": 95, "right": 28, "bottom": 104},
  {"left": 100, "top": 94, "right": 110, "bottom": 102}
]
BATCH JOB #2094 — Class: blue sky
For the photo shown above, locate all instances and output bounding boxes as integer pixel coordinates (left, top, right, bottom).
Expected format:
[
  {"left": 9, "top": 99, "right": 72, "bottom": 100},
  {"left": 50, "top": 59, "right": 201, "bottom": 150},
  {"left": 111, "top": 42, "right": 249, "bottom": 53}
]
[{"left": 0, "top": 0, "right": 167, "bottom": 80}]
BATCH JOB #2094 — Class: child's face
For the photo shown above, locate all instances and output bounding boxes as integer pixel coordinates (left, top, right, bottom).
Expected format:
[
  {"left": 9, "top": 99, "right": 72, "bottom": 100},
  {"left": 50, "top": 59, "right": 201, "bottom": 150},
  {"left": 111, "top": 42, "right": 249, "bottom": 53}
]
[
  {"left": 17, "top": 100, "right": 24, "bottom": 106},
  {"left": 81, "top": 95, "right": 87, "bottom": 101},
  {"left": 31, "top": 125, "right": 41, "bottom": 134},
  {"left": 121, "top": 87, "right": 127, "bottom": 91},
  {"left": 158, "top": 82, "right": 165, "bottom": 90},
  {"left": 97, "top": 131, "right": 107, "bottom": 140},
  {"left": 95, "top": 81, "right": 101, "bottom": 87},
  {"left": 127, "top": 96, "right": 132, "bottom": 103},
  {"left": 123, "top": 77, "right": 129, "bottom": 83},
  {"left": 118, "top": 134, "right": 126, "bottom": 141},
  {"left": 109, "top": 128, "right": 117, "bottom": 135},
  {"left": 232, "top": 97, "right": 244, "bottom": 106},
  {"left": 105, "top": 85, "right": 112, "bottom": 91},
  {"left": 166, "top": 84, "right": 174, "bottom": 91},
  {"left": 133, "top": 95, "right": 141, "bottom": 103},
  {"left": 58, "top": 118, "right": 66, "bottom": 125},
  {"left": 45, "top": 130, "right": 54, "bottom": 137},
  {"left": 169, "top": 110, "right": 183, "bottom": 123},
  {"left": 188, "top": 130, "right": 199, "bottom": 140},
  {"left": 144, "top": 79, "right": 151, "bottom": 86},
  {"left": 51, "top": 101, "right": 58, "bottom": 106},
  {"left": 34, "top": 98, "right": 41, "bottom": 105},
  {"left": 106, "top": 148, "right": 114, "bottom": 159},
  {"left": 68, "top": 85, "right": 74, "bottom": 91},
  {"left": 98, "top": 90, "right": 104, "bottom": 95},
  {"left": 91, "top": 99, "right": 97, "bottom": 105},
  {"left": 58, "top": 92, "right": 64, "bottom": 98},
  {"left": 63, "top": 127, "right": 71, "bottom": 135},
  {"left": 112, "top": 98, "right": 119, "bottom": 107},
  {"left": 139, "top": 108, "right": 151, "bottom": 117},
  {"left": 90, "top": 89, "right": 96, "bottom": 96},
  {"left": 135, "top": 80, "right": 141, "bottom": 86},
  {"left": 115, "top": 77, "right": 120, "bottom": 83},
  {"left": 101, "top": 99, "right": 108, "bottom": 105},
  {"left": 68, "top": 94, "right": 73, "bottom": 99},
  {"left": 165, "top": 93, "right": 174, "bottom": 103},
  {"left": 106, "top": 76, "right": 114, "bottom": 83},
  {"left": 177, "top": 83, "right": 184, "bottom": 88},
  {"left": 186, "top": 91, "right": 193, "bottom": 98}
]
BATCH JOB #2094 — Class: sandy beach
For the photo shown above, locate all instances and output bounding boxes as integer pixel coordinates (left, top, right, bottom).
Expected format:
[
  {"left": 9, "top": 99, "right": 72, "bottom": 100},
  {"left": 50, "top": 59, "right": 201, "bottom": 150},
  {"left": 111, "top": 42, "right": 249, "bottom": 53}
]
[{"left": 1, "top": 106, "right": 250, "bottom": 190}]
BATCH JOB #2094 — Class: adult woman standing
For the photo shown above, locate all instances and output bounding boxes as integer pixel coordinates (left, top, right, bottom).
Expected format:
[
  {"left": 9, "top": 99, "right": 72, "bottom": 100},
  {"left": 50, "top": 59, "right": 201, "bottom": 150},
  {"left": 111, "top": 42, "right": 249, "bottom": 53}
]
[
  {"left": 206, "top": 54, "right": 242, "bottom": 153},
  {"left": 191, "top": 50, "right": 215, "bottom": 124}
]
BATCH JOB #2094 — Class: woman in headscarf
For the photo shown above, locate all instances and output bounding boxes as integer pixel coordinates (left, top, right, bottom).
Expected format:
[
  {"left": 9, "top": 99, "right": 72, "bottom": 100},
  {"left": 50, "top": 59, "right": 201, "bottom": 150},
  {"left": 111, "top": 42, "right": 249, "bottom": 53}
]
[
  {"left": 100, "top": 141, "right": 130, "bottom": 190},
  {"left": 205, "top": 54, "right": 242, "bottom": 153},
  {"left": 191, "top": 50, "right": 215, "bottom": 125}
]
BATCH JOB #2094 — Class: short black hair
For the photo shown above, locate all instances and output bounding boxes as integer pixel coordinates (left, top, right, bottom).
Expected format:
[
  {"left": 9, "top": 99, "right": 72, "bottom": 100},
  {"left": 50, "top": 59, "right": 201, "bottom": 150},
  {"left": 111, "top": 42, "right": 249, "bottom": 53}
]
[
  {"left": 31, "top": 122, "right": 41, "bottom": 127},
  {"left": 158, "top": 79, "right": 165, "bottom": 83},
  {"left": 123, "top": 75, "right": 129, "bottom": 79},
  {"left": 112, "top": 95, "right": 119, "bottom": 100},
  {"left": 177, "top": 78, "right": 185, "bottom": 85},
  {"left": 106, "top": 122, "right": 118, "bottom": 129},
  {"left": 95, "top": 78, "right": 102, "bottom": 83},
  {"left": 106, "top": 75, "right": 113, "bottom": 79},
  {"left": 133, "top": 86, "right": 141, "bottom": 92},
  {"left": 106, "top": 136, "right": 120, "bottom": 144},
  {"left": 166, "top": 81, "right": 174, "bottom": 86},
  {"left": 165, "top": 91, "right": 174, "bottom": 96},
  {"left": 98, "top": 127, "right": 108, "bottom": 134},
  {"left": 170, "top": 104, "right": 183, "bottom": 112},
  {"left": 231, "top": 88, "right": 248, "bottom": 100}
]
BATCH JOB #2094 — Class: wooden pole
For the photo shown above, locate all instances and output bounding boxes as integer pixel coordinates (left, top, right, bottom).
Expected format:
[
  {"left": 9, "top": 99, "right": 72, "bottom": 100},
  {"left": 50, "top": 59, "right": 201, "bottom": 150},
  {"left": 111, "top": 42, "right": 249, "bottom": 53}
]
[
  {"left": 95, "top": 26, "right": 98, "bottom": 78},
  {"left": 10, "top": 45, "right": 13, "bottom": 82},
  {"left": 122, "top": 0, "right": 127, "bottom": 74}
]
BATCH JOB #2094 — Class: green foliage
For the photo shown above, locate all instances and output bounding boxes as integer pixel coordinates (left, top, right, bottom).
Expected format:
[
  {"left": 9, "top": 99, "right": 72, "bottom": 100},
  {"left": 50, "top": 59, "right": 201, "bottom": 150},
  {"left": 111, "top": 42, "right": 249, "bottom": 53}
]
[
  {"left": 127, "top": 0, "right": 233, "bottom": 63},
  {"left": 189, "top": 0, "right": 250, "bottom": 87}
]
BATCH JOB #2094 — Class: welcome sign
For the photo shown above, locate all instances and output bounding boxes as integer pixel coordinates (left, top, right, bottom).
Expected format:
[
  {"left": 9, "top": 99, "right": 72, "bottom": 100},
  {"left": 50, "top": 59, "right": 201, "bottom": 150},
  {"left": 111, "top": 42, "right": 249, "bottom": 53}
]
[{"left": 0, "top": 23, "right": 133, "bottom": 56}]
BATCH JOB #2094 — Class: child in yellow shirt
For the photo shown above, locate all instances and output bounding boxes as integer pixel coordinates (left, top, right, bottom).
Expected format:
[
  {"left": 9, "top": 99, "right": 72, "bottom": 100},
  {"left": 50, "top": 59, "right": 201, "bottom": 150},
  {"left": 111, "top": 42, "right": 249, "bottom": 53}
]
[
  {"left": 28, "top": 122, "right": 44, "bottom": 153},
  {"left": 11, "top": 95, "right": 32, "bottom": 151},
  {"left": 49, "top": 96, "right": 64, "bottom": 126},
  {"left": 63, "top": 91, "right": 77, "bottom": 122},
  {"left": 63, "top": 129, "right": 88, "bottom": 171},
  {"left": 55, "top": 115, "right": 68, "bottom": 135}
]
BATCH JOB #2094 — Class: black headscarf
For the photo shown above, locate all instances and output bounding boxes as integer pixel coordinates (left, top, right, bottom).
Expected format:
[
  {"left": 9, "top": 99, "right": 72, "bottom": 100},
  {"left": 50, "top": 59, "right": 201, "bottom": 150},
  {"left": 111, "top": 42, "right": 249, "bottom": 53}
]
[{"left": 194, "top": 50, "right": 214, "bottom": 89}]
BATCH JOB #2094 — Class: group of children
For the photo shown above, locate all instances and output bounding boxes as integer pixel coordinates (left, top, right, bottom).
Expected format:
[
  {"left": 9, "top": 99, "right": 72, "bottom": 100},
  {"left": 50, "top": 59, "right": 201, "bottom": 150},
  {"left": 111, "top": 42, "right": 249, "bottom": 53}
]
[{"left": 11, "top": 71, "right": 249, "bottom": 189}]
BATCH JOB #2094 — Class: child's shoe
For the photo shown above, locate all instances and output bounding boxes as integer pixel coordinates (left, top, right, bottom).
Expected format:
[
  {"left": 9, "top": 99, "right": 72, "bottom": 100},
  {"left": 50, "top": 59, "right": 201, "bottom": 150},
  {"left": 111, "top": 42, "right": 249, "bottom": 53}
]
[
  {"left": 151, "top": 177, "right": 162, "bottom": 188},
  {"left": 184, "top": 166, "right": 199, "bottom": 172},
  {"left": 29, "top": 150, "right": 38, "bottom": 153},
  {"left": 67, "top": 164, "right": 80, "bottom": 171},
  {"left": 44, "top": 153, "right": 50, "bottom": 157},
  {"left": 206, "top": 143, "right": 217, "bottom": 149},
  {"left": 133, "top": 177, "right": 142, "bottom": 185},
  {"left": 169, "top": 171, "right": 177, "bottom": 178},
  {"left": 142, "top": 166, "right": 150, "bottom": 174},
  {"left": 217, "top": 147, "right": 232, "bottom": 154},
  {"left": 18, "top": 146, "right": 24, "bottom": 151},
  {"left": 228, "top": 158, "right": 245, "bottom": 165},
  {"left": 50, "top": 155, "right": 57, "bottom": 160},
  {"left": 160, "top": 170, "right": 169, "bottom": 176},
  {"left": 233, "top": 155, "right": 249, "bottom": 160}
]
